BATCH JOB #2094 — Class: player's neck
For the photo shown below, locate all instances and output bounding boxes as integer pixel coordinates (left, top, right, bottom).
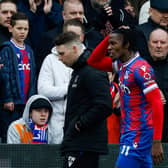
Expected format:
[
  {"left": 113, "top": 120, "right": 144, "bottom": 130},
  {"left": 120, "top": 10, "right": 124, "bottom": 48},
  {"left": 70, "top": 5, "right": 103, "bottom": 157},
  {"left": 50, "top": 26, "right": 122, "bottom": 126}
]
[{"left": 121, "top": 51, "right": 135, "bottom": 63}]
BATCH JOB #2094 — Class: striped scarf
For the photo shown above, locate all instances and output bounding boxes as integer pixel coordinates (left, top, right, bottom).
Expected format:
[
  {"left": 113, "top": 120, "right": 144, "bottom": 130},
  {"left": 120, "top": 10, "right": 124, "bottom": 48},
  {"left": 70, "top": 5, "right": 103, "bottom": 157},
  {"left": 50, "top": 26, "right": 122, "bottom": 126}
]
[{"left": 28, "top": 118, "right": 48, "bottom": 144}]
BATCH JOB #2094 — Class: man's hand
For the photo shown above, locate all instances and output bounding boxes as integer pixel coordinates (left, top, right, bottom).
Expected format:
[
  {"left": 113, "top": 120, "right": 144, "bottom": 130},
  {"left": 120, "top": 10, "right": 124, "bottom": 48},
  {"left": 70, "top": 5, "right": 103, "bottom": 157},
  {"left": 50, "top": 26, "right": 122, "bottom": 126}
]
[
  {"left": 103, "top": 4, "right": 112, "bottom": 16},
  {"left": 4, "top": 102, "right": 14, "bottom": 111},
  {"left": 29, "top": 0, "right": 37, "bottom": 13},
  {"left": 152, "top": 140, "right": 164, "bottom": 165},
  {"left": 43, "top": 0, "right": 52, "bottom": 14}
]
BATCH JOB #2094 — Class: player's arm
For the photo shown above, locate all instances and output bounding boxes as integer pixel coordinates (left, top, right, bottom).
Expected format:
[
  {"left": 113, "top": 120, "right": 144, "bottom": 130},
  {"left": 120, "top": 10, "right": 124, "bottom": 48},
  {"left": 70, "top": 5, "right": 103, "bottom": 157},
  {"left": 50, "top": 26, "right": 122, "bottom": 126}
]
[
  {"left": 87, "top": 35, "right": 113, "bottom": 72},
  {"left": 145, "top": 88, "right": 164, "bottom": 165},
  {"left": 135, "top": 64, "right": 164, "bottom": 165},
  {"left": 145, "top": 88, "right": 163, "bottom": 140}
]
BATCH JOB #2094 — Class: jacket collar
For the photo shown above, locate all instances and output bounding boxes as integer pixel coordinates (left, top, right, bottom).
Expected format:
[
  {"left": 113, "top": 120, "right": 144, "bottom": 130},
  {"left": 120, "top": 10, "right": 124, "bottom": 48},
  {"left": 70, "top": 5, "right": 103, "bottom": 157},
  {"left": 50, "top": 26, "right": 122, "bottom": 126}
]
[{"left": 71, "top": 48, "right": 92, "bottom": 70}]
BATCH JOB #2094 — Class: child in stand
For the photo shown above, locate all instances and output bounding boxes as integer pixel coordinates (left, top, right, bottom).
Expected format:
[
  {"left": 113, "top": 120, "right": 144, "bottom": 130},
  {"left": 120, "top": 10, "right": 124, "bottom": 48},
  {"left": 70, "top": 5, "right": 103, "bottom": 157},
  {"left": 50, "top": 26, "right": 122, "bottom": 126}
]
[
  {"left": 0, "top": 12, "right": 36, "bottom": 143},
  {"left": 7, "top": 94, "right": 53, "bottom": 144}
]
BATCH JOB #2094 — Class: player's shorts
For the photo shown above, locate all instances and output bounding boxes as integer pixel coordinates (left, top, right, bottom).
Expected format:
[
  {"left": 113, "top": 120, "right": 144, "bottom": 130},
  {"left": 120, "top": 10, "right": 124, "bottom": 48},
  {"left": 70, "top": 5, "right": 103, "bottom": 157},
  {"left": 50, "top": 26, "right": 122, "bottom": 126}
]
[{"left": 115, "top": 153, "right": 152, "bottom": 168}]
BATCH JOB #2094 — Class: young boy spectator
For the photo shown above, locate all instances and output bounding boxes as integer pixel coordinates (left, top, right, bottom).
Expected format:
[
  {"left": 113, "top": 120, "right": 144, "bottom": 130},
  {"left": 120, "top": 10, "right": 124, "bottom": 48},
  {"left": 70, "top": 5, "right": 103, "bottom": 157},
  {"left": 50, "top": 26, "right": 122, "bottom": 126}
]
[
  {"left": 0, "top": 12, "right": 36, "bottom": 143},
  {"left": 7, "top": 94, "right": 53, "bottom": 144}
]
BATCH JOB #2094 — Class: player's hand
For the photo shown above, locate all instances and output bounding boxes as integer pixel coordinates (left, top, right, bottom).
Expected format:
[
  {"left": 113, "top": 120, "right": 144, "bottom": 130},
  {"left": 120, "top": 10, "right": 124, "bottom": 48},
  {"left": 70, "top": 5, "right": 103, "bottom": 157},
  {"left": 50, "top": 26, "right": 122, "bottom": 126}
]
[
  {"left": 43, "top": 0, "right": 52, "bottom": 14},
  {"left": 4, "top": 102, "right": 14, "bottom": 111},
  {"left": 29, "top": 0, "right": 37, "bottom": 13},
  {"left": 152, "top": 140, "right": 164, "bottom": 165}
]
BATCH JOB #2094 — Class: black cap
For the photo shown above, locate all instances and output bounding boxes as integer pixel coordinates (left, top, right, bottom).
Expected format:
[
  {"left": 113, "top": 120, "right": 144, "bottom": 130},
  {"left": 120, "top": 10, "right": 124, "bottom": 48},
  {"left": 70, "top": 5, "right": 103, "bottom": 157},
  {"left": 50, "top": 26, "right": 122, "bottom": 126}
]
[
  {"left": 30, "top": 98, "right": 53, "bottom": 114},
  {"left": 150, "top": 0, "right": 168, "bottom": 12}
]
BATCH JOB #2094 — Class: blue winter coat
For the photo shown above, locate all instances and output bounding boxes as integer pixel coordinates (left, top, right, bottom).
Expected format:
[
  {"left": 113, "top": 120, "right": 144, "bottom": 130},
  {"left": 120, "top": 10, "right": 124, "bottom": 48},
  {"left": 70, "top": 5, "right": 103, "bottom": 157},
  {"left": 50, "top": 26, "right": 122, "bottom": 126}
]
[{"left": 0, "top": 42, "right": 36, "bottom": 104}]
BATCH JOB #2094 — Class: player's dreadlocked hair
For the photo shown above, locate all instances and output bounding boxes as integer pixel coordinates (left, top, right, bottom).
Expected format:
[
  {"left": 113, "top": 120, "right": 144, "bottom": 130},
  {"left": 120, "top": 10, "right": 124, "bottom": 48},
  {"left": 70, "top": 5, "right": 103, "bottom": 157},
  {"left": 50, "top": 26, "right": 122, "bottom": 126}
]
[{"left": 111, "top": 28, "right": 138, "bottom": 52}]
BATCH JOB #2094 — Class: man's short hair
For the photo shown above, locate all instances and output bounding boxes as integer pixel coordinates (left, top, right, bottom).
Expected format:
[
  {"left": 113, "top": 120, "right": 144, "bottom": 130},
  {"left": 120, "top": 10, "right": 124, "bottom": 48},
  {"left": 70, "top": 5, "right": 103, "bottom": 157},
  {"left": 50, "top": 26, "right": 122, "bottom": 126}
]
[
  {"left": 63, "top": 0, "right": 82, "bottom": 10},
  {"left": 63, "top": 18, "right": 85, "bottom": 33},
  {"left": 0, "top": 0, "right": 16, "bottom": 7},
  {"left": 149, "top": 28, "right": 168, "bottom": 40},
  {"left": 10, "top": 12, "right": 28, "bottom": 27},
  {"left": 55, "top": 31, "right": 80, "bottom": 46}
]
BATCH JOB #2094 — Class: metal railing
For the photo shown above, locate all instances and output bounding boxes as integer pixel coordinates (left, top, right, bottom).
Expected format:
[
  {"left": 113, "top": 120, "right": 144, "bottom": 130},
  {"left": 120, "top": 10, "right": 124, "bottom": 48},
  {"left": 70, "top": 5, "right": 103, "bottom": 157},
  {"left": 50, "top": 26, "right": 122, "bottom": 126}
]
[{"left": 0, "top": 144, "right": 167, "bottom": 168}]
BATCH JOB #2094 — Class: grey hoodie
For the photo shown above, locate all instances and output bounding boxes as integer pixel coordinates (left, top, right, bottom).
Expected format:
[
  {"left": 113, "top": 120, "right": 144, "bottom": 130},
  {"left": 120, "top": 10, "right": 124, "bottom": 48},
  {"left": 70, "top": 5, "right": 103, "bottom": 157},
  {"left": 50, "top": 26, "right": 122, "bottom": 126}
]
[{"left": 7, "top": 94, "right": 53, "bottom": 144}]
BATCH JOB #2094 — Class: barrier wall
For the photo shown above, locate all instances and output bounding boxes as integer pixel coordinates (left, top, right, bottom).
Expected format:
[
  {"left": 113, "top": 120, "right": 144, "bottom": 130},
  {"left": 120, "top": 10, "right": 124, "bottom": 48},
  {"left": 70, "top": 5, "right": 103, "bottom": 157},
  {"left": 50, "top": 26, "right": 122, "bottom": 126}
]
[{"left": 0, "top": 144, "right": 167, "bottom": 168}]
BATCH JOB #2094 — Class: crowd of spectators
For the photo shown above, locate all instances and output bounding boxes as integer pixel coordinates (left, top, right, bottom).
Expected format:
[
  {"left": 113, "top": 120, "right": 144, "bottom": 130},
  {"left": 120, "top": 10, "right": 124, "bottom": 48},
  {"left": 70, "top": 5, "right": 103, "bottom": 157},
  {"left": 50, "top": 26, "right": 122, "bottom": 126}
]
[{"left": 0, "top": 0, "right": 167, "bottom": 166}]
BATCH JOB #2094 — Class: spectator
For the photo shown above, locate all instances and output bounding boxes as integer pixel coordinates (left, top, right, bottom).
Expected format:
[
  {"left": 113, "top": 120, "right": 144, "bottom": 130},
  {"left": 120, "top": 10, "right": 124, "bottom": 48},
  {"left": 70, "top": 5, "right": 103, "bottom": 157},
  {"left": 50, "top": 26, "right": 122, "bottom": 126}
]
[
  {"left": 0, "top": 0, "right": 17, "bottom": 45},
  {"left": 38, "top": 19, "right": 87, "bottom": 144},
  {"left": 55, "top": 32, "right": 113, "bottom": 168},
  {"left": 0, "top": 12, "right": 36, "bottom": 143},
  {"left": 136, "top": 0, "right": 168, "bottom": 61},
  {"left": 36, "top": 0, "right": 103, "bottom": 74},
  {"left": 63, "top": 19, "right": 85, "bottom": 43},
  {"left": 148, "top": 28, "right": 168, "bottom": 142},
  {"left": 38, "top": 19, "right": 90, "bottom": 144},
  {"left": 87, "top": 28, "right": 164, "bottom": 166},
  {"left": 17, "top": 0, "right": 63, "bottom": 52},
  {"left": 124, "top": 0, "right": 136, "bottom": 19},
  {"left": 83, "top": 0, "right": 137, "bottom": 37},
  {"left": 7, "top": 94, "right": 53, "bottom": 144},
  {"left": 107, "top": 72, "right": 121, "bottom": 144},
  {"left": 126, "top": 0, "right": 148, "bottom": 18}
]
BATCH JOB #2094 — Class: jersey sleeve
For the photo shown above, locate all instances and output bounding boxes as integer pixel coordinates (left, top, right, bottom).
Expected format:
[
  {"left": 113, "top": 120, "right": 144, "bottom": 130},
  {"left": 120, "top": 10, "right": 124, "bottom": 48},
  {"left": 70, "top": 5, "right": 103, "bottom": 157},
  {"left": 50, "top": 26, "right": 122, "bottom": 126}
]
[
  {"left": 134, "top": 63, "right": 157, "bottom": 93},
  {"left": 87, "top": 35, "right": 113, "bottom": 72},
  {"left": 134, "top": 63, "right": 163, "bottom": 140}
]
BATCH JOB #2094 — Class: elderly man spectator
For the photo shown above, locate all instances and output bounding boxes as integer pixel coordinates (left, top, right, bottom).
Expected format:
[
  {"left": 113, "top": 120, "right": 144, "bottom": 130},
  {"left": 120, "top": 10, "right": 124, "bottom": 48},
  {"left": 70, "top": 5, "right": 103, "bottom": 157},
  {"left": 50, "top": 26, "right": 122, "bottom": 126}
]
[
  {"left": 136, "top": 0, "right": 168, "bottom": 61},
  {"left": 148, "top": 28, "right": 168, "bottom": 142},
  {"left": 0, "top": 0, "right": 17, "bottom": 45}
]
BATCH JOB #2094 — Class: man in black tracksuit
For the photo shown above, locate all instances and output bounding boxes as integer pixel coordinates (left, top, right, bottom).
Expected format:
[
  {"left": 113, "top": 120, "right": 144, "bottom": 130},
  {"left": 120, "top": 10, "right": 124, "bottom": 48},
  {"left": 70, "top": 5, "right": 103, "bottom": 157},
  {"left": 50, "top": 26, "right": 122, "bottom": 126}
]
[{"left": 55, "top": 32, "right": 113, "bottom": 168}]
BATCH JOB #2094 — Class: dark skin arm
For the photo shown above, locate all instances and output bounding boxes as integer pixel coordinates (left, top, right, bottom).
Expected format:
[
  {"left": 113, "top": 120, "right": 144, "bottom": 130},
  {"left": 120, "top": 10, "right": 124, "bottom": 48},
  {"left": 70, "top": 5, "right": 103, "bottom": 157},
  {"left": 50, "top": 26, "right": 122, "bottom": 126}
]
[{"left": 152, "top": 140, "right": 164, "bottom": 165}]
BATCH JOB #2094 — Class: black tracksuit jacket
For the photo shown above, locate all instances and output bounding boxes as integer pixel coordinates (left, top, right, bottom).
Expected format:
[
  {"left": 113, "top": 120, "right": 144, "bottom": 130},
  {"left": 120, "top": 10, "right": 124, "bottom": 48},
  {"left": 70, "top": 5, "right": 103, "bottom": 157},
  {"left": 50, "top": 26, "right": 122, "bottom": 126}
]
[{"left": 61, "top": 49, "right": 113, "bottom": 154}]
